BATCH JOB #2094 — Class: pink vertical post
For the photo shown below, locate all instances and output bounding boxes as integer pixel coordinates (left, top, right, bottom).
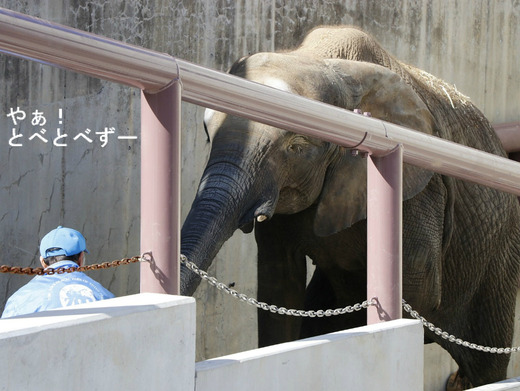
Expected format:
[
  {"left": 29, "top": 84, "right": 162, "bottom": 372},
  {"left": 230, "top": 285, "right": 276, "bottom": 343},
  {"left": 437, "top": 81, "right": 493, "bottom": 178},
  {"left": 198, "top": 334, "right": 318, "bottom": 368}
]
[
  {"left": 367, "top": 144, "right": 403, "bottom": 323},
  {"left": 140, "top": 79, "right": 182, "bottom": 295}
]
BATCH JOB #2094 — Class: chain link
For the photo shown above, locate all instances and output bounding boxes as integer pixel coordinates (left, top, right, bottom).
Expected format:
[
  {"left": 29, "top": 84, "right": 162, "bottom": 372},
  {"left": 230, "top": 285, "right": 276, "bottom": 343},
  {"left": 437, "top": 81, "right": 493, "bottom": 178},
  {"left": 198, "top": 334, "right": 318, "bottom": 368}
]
[
  {"left": 402, "top": 299, "right": 520, "bottom": 354},
  {"left": 5, "top": 251, "right": 520, "bottom": 354},
  {"left": 181, "top": 254, "right": 373, "bottom": 317},
  {"left": 181, "top": 253, "right": 520, "bottom": 353},
  {"left": 0, "top": 253, "right": 149, "bottom": 276}
]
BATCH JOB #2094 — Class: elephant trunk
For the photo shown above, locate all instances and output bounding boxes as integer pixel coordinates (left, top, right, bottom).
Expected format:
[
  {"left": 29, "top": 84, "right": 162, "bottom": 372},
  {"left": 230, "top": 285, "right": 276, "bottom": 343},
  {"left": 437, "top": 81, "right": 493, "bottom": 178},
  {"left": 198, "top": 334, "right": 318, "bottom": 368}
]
[
  {"left": 181, "top": 156, "right": 277, "bottom": 295},
  {"left": 180, "top": 202, "right": 233, "bottom": 295}
]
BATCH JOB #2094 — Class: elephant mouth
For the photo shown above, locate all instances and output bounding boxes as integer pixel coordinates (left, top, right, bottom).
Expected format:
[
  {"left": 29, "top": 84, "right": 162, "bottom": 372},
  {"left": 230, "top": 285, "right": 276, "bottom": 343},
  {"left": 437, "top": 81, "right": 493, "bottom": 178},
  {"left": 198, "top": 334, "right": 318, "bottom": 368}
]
[
  {"left": 238, "top": 198, "right": 277, "bottom": 233},
  {"left": 239, "top": 220, "right": 255, "bottom": 233},
  {"left": 239, "top": 212, "right": 271, "bottom": 234}
]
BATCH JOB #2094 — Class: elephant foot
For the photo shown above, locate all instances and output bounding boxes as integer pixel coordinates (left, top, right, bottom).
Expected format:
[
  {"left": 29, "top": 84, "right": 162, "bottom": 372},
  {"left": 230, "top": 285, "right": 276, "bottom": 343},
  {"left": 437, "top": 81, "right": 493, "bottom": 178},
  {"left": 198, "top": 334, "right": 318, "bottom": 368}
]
[{"left": 446, "top": 371, "right": 473, "bottom": 391}]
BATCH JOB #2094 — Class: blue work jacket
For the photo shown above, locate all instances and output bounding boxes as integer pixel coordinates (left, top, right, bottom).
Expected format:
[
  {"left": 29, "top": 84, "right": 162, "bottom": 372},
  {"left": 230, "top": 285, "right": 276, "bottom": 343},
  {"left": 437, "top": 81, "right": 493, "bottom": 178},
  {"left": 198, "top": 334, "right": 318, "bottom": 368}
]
[{"left": 1, "top": 260, "right": 114, "bottom": 318}]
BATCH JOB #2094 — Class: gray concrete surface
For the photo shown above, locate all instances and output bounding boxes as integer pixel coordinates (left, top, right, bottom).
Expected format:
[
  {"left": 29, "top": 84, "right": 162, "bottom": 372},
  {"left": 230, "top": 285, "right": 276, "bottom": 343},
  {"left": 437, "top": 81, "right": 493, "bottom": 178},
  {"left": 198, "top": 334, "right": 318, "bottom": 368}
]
[
  {"left": 195, "top": 319, "right": 423, "bottom": 391},
  {"left": 0, "top": 293, "right": 196, "bottom": 390}
]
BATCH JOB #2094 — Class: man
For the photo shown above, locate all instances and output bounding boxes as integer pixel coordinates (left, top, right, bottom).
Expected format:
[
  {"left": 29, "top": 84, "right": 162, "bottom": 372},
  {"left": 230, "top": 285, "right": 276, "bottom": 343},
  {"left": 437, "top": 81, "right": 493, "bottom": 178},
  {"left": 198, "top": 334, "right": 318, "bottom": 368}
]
[{"left": 1, "top": 226, "right": 114, "bottom": 318}]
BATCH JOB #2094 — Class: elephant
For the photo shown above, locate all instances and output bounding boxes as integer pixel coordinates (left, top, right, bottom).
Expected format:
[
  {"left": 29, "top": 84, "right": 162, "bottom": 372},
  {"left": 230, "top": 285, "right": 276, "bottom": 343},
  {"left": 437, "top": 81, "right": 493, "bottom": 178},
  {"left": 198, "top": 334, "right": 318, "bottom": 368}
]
[{"left": 181, "top": 26, "right": 520, "bottom": 389}]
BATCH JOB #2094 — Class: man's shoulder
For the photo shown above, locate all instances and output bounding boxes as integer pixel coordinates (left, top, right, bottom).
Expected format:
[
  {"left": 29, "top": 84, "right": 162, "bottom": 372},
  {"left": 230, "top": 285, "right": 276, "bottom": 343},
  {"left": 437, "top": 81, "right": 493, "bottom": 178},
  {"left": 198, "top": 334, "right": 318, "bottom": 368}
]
[{"left": 1, "top": 280, "right": 47, "bottom": 318}]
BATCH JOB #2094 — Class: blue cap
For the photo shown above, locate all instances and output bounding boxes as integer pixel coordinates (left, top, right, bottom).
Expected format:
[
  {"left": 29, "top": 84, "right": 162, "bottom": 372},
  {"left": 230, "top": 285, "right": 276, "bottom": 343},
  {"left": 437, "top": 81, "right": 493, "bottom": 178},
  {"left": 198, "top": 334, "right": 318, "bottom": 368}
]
[{"left": 40, "top": 226, "right": 88, "bottom": 258}]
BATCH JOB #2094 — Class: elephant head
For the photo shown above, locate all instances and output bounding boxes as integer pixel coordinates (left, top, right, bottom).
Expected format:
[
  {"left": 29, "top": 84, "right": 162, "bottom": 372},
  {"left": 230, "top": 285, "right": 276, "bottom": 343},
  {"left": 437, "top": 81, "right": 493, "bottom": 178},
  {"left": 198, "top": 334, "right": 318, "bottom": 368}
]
[{"left": 180, "top": 52, "right": 435, "bottom": 295}]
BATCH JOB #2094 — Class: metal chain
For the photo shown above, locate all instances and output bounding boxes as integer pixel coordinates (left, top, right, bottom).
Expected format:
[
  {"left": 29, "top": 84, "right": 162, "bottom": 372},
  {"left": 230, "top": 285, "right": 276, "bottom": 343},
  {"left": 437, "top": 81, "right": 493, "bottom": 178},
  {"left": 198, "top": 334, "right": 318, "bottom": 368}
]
[
  {"left": 181, "top": 254, "right": 373, "bottom": 317},
  {"left": 0, "top": 253, "right": 149, "bottom": 276},
  {"left": 5, "top": 250, "right": 520, "bottom": 353},
  {"left": 181, "top": 253, "right": 520, "bottom": 353},
  {"left": 402, "top": 299, "right": 520, "bottom": 354}
]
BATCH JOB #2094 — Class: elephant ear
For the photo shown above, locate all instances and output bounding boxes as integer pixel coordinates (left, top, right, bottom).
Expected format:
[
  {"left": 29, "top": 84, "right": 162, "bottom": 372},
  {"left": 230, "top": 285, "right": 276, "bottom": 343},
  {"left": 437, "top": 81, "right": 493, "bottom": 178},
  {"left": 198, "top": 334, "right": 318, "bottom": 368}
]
[
  {"left": 314, "top": 61, "right": 435, "bottom": 237},
  {"left": 314, "top": 152, "right": 367, "bottom": 237}
]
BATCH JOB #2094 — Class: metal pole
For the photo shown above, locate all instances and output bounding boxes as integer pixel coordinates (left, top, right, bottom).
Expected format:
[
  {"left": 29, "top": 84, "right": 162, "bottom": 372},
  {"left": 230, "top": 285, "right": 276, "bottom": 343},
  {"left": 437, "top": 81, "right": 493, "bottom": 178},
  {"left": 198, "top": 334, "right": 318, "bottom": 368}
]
[
  {"left": 494, "top": 122, "right": 520, "bottom": 153},
  {"left": 367, "top": 145, "right": 403, "bottom": 323},
  {"left": 0, "top": 7, "right": 177, "bottom": 93},
  {"left": 176, "top": 59, "right": 520, "bottom": 197},
  {"left": 140, "top": 79, "right": 182, "bottom": 294}
]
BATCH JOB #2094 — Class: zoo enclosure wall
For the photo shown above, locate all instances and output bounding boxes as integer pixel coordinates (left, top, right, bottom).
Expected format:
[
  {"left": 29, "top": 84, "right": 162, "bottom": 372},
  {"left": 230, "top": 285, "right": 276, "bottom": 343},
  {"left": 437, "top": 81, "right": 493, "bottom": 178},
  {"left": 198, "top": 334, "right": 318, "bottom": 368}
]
[
  {"left": 2, "top": 294, "right": 520, "bottom": 390},
  {"left": 1, "top": 7, "right": 520, "bottom": 317}
]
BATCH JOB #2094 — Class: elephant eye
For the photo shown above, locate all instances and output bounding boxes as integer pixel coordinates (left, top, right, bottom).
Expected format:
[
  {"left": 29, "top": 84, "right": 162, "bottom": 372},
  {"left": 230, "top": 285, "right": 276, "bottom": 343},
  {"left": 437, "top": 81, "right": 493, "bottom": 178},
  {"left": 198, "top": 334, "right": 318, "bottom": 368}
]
[{"left": 287, "top": 136, "right": 310, "bottom": 154}]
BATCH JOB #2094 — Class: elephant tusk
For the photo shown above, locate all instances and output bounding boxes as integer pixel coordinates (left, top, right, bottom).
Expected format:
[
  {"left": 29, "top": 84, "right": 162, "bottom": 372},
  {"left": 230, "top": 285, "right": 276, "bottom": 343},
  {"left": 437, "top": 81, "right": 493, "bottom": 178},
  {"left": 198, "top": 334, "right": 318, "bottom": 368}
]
[{"left": 256, "top": 215, "right": 268, "bottom": 222}]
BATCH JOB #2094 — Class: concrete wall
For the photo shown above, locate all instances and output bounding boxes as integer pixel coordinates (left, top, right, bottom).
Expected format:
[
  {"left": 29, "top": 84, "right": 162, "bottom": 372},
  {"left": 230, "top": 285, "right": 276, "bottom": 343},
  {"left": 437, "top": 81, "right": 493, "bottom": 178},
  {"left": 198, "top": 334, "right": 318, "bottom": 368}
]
[
  {"left": 473, "top": 378, "right": 520, "bottom": 391},
  {"left": 195, "top": 319, "right": 424, "bottom": 391},
  {"left": 0, "top": 1, "right": 518, "bottom": 384},
  {"left": 1, "top": 295, "right": 520, "bottom": 390},
  {"left": 0, "top": 297, "right": 422, "bottom": 391},
  {"left": 0, "top": 293, "right": 196, "bottom": 391}
]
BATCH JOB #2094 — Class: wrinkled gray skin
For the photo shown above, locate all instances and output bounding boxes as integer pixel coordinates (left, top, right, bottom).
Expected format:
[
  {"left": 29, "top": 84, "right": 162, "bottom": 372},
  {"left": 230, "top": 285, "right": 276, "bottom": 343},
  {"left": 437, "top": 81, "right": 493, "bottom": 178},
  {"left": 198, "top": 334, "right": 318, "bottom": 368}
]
[{"left": 181, "top": 27, "right": 520, "bottom": 389}]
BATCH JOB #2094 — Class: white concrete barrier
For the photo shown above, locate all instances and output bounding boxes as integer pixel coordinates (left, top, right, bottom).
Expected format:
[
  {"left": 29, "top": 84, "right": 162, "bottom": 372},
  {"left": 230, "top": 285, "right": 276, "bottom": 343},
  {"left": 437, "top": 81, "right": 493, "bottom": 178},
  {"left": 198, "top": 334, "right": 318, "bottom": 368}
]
[
  {"left": 5, "top": 293, "right": 516, "bottom": 390},
  {"left": 0, "top": 293, "right": 196, "bottom": 391},
  {"left": 195, "top": 319, "right": 424, "bottom": 391},
  {"left": 472, "top": 378, "right": 520, "bottom": 390}
]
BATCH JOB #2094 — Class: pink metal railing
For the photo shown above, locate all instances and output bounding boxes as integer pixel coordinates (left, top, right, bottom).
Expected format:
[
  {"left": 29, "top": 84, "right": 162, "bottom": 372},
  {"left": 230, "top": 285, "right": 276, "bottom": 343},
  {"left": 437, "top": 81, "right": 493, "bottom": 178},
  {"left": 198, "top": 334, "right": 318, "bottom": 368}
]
[
  {"left": 141, "top": 84, "right": 182, "bottom": 295},
  {"left": 367, "top": 146, "right": 403, "bottom": 321},
  {"left": 496, "top": 122, "right": 520, "bottom": 154},
  {"left": 175, "top": 59, "right": 520, "bottom": 196},
  {"left": 2, "top": 7, "right": 520, "bottom": 323}
]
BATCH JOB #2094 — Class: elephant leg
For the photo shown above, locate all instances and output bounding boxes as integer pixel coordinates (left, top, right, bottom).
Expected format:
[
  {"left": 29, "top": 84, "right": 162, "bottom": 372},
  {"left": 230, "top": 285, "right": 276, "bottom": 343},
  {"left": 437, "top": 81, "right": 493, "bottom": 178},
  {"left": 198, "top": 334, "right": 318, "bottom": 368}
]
[
  {"left": 300, "top": 267, "right": 366, "bottom": 339},
  {"left": 256, "top": 215, "right": 308, "bottom": 347},
  {"left": 401, "top": 174, "right": 453, "bottom": 314},
  {"left": 441, "top": 327, "right": 509, "bottom": 389},
  {"left": 440, "top": 284, "right": 516, "bottom": 387},
  {"left": 446, "top": 371, "right": 473, "bottom": 391}
]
